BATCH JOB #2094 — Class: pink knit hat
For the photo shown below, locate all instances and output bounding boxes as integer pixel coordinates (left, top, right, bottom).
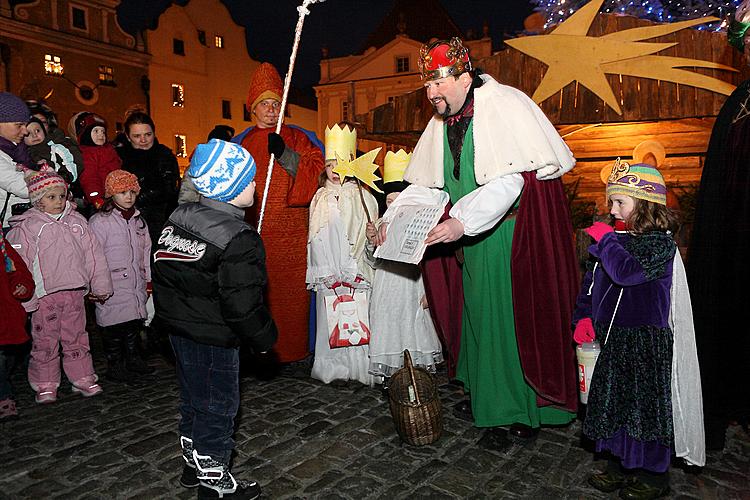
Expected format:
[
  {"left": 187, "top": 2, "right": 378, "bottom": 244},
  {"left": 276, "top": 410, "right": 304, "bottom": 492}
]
[{"left": 24, "top": 168, "right": 67, "bottom": 206}]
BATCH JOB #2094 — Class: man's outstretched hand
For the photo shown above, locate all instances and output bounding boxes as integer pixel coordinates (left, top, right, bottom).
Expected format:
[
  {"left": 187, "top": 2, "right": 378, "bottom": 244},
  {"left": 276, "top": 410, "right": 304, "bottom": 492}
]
[{"left": 426, "top": 218, "right": 464, "bottom": 245}]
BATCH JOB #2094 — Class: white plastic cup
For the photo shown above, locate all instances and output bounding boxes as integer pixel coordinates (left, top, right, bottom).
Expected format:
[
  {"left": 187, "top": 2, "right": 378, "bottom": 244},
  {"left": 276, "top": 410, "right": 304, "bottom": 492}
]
[{"left": 576, "top": 341, "right": 601, "bottom": 404}]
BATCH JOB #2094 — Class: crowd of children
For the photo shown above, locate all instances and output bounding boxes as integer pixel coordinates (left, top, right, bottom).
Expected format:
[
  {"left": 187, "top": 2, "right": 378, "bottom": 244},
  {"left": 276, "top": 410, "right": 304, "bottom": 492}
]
[{"left": 0, "top": 85, "right": 704, "bottom": 500}]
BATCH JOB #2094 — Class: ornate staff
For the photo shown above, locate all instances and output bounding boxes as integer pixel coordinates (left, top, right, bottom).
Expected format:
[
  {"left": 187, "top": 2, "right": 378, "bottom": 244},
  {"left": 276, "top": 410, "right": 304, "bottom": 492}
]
[{"left": 257, "top": 0, "right": 326, "bottom": 233}]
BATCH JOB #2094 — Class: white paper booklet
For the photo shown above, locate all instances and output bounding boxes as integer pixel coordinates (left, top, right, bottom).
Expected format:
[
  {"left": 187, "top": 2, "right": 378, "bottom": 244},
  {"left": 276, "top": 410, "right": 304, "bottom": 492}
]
[{"left": 373, "top": 185, "right": 450, "bottom": 264}]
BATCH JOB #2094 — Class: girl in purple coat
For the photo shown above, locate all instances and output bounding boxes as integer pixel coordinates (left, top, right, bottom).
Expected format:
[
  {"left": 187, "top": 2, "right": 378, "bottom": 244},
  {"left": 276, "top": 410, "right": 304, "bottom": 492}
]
[
  {"left": 89, "top": 170, "right": 153, "bottom": 382},
  {"left": 7, "top": 168, "right": 112, "bottom": 403},
  {"left": 573, "top": 161, "right": 703, "bottom": 500}
]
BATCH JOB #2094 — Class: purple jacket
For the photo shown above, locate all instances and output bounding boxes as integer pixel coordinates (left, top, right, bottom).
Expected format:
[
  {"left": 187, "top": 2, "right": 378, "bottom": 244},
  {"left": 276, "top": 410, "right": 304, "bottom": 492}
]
[
  {"left": 573, "top": 231, "right": 676, "bottom": 331},
  {"left": 89, "top": 208, "right": 151, "bottom": 327},
  {"left": 7, "top": 202, "right": 113, "bottom": 312}
]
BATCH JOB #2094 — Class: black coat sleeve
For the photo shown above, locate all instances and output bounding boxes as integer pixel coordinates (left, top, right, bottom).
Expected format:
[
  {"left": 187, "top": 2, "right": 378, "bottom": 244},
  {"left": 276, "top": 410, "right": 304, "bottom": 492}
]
[{"left": 218, "top": 230, "right": 278, "bottom": 352}]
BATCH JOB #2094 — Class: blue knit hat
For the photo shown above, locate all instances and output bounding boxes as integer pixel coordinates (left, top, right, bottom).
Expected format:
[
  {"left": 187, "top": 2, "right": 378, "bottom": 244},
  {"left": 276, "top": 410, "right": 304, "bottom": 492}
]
[
  {"left": 0, "top": 92, "right": 30, "bottom": 123},
  {"left": 188, "top": 139, "right": 256, "bottom": 202}
]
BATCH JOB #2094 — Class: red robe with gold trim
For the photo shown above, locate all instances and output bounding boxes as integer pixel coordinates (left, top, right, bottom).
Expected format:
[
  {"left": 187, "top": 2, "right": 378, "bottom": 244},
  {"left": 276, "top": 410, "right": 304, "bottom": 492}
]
[{"left": 240, "top": 125, "right": 323, "bottom": 362}]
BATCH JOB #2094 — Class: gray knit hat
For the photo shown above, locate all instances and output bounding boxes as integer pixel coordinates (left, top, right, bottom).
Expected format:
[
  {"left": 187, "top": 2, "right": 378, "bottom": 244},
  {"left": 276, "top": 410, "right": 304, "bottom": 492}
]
[{"left": 0, "top": 92, "right": 30, "bottom": 123}]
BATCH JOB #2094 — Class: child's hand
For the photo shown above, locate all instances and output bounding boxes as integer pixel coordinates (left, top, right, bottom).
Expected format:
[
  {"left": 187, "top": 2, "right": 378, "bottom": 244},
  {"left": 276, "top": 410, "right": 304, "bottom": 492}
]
[
  {"left": 584, "top": 222, "right": 614, "bottom": 242},
  {"left": 12, "top": 283, "right": 28, "bottom": 299},
  {"left": 573, "top": 317, "right": 595, "bottom": 344},
  {"left": 372, "top": 222, "right": 388, "bottom": 246},
  {"left": 419, "top": 295, "right": 429, "bottom": 309},
  {"left": 366, "top": 222, "right": 378, "bottom": 245}
]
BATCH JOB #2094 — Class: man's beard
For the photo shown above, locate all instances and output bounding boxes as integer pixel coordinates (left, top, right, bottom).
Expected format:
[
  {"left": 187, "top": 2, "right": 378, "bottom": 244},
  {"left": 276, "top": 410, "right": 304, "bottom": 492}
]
[{"left": 431, "top": 99, "right": 452, "bottom": 119}]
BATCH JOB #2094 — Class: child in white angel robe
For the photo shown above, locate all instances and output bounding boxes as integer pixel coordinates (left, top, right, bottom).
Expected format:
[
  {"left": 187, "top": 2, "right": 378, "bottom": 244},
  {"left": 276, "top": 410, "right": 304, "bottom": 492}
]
[
  {"left": 306, "top": 163, "right": 378, "bottom": 386},
  {"left": 365, "top": 184, "right": 444, "bottom": 384}
]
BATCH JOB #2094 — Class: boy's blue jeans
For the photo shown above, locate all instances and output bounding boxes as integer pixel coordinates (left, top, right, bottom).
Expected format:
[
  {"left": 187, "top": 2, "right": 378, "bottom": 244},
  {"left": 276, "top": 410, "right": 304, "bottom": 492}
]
[{"left": 170, "top": 335, "right": 240, "bottom": 463}]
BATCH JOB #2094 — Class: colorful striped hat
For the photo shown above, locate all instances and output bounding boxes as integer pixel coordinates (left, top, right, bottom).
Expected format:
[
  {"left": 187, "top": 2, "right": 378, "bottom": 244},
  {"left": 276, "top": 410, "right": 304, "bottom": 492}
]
[
  {"left": 24, "top": 168, "right": 67, "bottom": 206},
  {"left": 606, "top": 159, "right": 667, "bottom": 206}
]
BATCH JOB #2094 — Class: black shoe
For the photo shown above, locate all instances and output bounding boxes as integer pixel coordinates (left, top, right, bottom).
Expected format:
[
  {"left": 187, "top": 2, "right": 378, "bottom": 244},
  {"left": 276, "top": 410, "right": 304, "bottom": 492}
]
[
  {"left": 125, "top": 330, "right": 155, "bottom": 375},
  {"left": 588, "top": 471, "right": 636, "bottom": 493},
  {"left": 452, "top": 399, "right": 473, "bottom": 422},
  {"left": 508, "top": 422, "right": 540, "bottom": 441},
  {"left": 105, "top": 361, "right": 136, "bottom": 383},
  {"left": 477, "top": 427, "right": 513, "bottom": 452},
  {"left": 198, "top": 480, "right": 261, "bottom": 499},
  {"left": 179, "top": 464, "right": 199, "bottom": 488},
  {"left": 619, "top": 480, "right": 669, "bottom": 500}
]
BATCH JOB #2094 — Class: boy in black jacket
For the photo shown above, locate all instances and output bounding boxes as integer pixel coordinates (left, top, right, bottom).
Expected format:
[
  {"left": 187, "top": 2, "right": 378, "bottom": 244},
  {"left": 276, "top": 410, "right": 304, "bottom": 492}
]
[{"left": 153, "top": 139, "right": 277, "bottom": 500}]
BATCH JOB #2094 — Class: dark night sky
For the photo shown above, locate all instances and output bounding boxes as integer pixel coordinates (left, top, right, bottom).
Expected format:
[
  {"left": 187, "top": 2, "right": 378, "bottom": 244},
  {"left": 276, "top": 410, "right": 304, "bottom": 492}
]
[{"left": 116, "top": 0, "right": 535, "bottom": 89}]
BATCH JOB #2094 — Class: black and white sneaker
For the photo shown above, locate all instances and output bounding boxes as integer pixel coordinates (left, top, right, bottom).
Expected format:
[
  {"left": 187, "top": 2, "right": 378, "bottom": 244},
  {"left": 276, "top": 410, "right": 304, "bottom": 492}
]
[{"left": 194, "top": 450, "right": 261, "bottom": 499}]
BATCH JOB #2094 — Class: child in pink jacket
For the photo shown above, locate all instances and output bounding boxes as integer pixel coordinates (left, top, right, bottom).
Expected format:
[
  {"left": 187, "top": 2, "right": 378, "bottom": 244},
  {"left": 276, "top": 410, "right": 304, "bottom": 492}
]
[
  {"left": 89, "top": 170, "right": 153, "bottom": 383},
  {"left": 7, "top": 168, "right": 112, "bottom": 403}
]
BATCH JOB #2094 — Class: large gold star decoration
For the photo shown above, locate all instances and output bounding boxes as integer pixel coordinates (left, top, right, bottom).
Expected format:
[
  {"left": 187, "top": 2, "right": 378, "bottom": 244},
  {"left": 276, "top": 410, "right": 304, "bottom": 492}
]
[
  {"left": 506, "top": 0, "right": 737, "bottom": 114},
  {"left": 332, "top": 147, "right": 384, "bottom": 193}
]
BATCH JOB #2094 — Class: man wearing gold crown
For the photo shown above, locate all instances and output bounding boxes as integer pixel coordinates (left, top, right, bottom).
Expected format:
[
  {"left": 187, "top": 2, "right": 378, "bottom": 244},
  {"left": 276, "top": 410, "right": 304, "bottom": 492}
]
[
  {"left": 232, "top": 63, "right": 324, "bottom": 365},
  {"left": 404, "top": 37, "right": 580, "bottom": 446},
  {"left": 687, "top": 2, "right": 750, "bottom": 451}
]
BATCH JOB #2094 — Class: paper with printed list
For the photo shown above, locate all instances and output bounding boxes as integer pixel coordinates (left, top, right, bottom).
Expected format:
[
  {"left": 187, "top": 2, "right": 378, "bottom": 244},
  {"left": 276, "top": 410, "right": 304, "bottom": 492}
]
[{"left": 373, "top": 185, "right": 450, "bottom": 265}]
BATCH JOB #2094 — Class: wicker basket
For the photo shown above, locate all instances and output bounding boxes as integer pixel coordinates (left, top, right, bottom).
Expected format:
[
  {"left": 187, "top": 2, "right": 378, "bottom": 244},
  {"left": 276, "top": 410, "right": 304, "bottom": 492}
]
[{"left": 388, "top": 349, "right": 443, "bottom": 446}]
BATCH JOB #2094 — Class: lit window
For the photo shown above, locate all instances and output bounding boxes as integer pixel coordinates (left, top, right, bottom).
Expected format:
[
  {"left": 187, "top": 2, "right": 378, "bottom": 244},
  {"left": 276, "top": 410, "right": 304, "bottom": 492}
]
[
  {"left": 98, "top": 65, "right": 115, "bottom": 86},
  {"left": 44, "top": 54, "right": 64, "bottom": 76},
  {"left": 215, "top": 35, "right": 224, "bottom": 48},
  {"left": 221, "top": 100, "right": 231, "bottom": 119},
  {"left": 173, "top": 39, "right": 185, "bottom": 56},
  {"left": 342, "top": 101, "right": 349, "bottom": 122},
  {"left": 175, "top": 135, "right": 187, "bottom": 158},
  {"left": 396, "top": 56, "right": 409, "bottom": 73},
  {"left": 172, "top": 84, "right": 185, "bottom": 107},
  {"left": 71, "top": 6, "right": 87, "bottom": 30}
]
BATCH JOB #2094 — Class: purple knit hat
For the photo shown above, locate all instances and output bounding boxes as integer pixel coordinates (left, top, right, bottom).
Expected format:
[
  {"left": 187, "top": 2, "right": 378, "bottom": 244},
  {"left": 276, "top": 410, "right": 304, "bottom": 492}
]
[{"left": 0, "top": 93, "right": 31, "bottom": 123}]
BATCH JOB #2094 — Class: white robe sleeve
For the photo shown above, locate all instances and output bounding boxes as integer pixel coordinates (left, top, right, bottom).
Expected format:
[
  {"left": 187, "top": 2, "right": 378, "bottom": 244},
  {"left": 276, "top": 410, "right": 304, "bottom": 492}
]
[{"left": 448, "top": 173, "right": 524, "bottom": 236}]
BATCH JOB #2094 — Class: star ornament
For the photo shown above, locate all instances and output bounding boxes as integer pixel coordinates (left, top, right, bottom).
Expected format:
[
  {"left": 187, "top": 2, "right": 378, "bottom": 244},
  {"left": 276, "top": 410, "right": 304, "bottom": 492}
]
[
  {"left": 332, "top": 147, "right": 384, "bottom": 193},
  {"left": 506, "top": 0, "right": 737, "bottom": 115}
]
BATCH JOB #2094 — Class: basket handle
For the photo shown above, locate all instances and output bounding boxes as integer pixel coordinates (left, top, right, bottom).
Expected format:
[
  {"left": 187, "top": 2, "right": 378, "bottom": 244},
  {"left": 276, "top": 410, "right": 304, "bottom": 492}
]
[{"left": 403, "top": 349, "right": 421, "bottom": 405}]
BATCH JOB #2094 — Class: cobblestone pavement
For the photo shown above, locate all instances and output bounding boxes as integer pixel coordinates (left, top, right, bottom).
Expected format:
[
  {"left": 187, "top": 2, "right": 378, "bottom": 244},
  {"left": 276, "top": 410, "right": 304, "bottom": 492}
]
[{"left": 1, "top": 338, "right": 748, "bottom": 499}]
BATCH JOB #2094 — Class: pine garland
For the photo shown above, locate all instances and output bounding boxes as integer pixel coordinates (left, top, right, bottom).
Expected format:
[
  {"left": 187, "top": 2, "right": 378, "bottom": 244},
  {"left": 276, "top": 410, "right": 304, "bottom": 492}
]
[{"left": 531, "top": 0, "right": 742, "bottom": 30}]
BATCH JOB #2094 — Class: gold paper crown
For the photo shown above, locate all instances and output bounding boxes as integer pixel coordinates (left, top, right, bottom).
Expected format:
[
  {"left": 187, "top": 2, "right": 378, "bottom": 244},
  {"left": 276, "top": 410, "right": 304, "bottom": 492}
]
[
  {"left": 383, "top": 150, "right": 411, "bottom": 183},
  {"left": 324, "top": 124, "right": 356, "bottom": 162}
]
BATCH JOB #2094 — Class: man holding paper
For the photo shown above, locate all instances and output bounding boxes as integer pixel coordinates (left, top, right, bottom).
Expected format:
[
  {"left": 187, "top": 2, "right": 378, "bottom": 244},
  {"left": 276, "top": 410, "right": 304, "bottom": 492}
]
[{"left": 403, "top": 37, "right": 580, "bottom": 448}]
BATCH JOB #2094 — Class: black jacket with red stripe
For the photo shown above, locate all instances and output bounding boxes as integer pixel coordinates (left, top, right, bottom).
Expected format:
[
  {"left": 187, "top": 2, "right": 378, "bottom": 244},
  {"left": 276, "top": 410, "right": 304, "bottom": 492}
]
[{"left": 152, "top": 197, "right": 277, "bottom": 351}]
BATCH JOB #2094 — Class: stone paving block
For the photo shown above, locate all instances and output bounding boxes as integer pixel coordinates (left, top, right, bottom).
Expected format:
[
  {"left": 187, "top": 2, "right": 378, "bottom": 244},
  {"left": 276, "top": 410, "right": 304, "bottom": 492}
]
[
  {"left": 259, "top": 437, "right": 302, "bottom": 459},
  {"left": 332, "top": 474, "right": 384, "bottom": 497},
  {"left": 340, "top": 429, "right": 380, "bottom": 450},
  {"left": 263, "top": 475, "right": 302, "bottom": 498},
  {"left": 404, "top": 458, "right": 450, "bottom": 485},
  {"left": 362, "top": 458, "right": 409, "bottom": 481},
  {"left": 268, "top": 422, "right": 300, "bottom": 439},
  {"left": 328, "top": 416, "right": 369, "bottom": 437},
  {"left": 320, "top": 441, "right": 359, "bottom": 462},
  {"left": 288, "top": 457, "right": 331, "bottom": 480},
  {"left": 303, "top": 470, "right": 347, "bottom": 493},
  {"left": 429, "top": 467, "right": 481, "bottom": 497},
  {"left": 298, "top": 419, "right": 333, "bottom": 438},
  {"left": 295, "top": 410, "right": 329, "bottom": 426},
  {"left": 122, "top": 430, "right": 177, "bottom": 457},
  {"left": 409, "top": 484, "right": 459, "bottom": 499}
]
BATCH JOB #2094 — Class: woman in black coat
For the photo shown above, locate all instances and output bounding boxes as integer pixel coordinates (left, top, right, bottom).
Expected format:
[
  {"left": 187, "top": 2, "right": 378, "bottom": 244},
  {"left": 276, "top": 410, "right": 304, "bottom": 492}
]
[{"left": 116, "top": 112, "right": 180, "bottom": 246}]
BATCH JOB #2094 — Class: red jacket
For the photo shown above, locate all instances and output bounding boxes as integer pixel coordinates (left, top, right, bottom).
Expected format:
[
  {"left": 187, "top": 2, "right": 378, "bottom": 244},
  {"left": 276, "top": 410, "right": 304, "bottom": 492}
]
[
  {"left": 0, "top": 241, "right": 34, "bottom": 345},
  {"left": 79, "top": 143, "right": 122, "bottom": 208}
]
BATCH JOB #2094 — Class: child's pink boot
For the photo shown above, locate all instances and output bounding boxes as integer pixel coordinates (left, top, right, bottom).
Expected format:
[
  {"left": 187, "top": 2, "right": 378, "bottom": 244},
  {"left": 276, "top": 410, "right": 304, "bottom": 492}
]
[{"left": 71, "top": 375, "right": 103, "bottom": 397}]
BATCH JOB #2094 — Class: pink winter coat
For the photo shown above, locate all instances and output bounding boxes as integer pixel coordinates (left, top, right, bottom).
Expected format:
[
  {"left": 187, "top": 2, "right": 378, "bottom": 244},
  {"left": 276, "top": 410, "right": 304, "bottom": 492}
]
[
  {"left": 7, "top": 202, "right": 113, "bottom": 312},
  {"left": 89, "top": 208, "right": 151, "bottom": 327}
]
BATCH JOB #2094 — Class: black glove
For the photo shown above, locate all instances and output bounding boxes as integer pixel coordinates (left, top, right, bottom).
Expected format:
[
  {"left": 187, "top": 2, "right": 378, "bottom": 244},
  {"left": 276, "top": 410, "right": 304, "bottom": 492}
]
[{"left": 267, "top": 133, "right": 285, "bottom": 158}]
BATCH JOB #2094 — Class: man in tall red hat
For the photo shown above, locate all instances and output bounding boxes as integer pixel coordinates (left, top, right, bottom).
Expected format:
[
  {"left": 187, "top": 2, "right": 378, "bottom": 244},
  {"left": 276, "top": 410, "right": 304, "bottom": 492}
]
[
  {"left": 233, "top": 63, "right": 324, "bottom": 364},
  {"left": 404, "top": 37, "right": 580, "bottom": 448}
]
